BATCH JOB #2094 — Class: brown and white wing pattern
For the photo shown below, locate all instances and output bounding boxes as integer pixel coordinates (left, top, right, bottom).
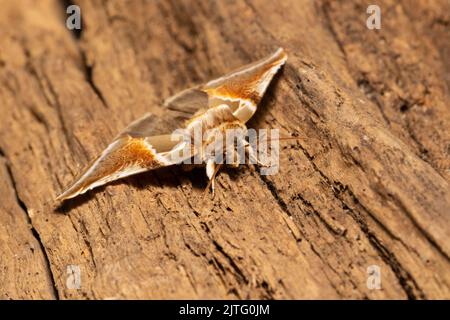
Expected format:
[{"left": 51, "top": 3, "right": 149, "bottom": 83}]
[
  {"left": 56, "top": 112, "right": 186, "bottom": 202},
  {"left": 201, "top": 47, "right": 287, "bottom": 123},
  {"left": 56, "top": 136, "right": 168, "bottom": 201}
]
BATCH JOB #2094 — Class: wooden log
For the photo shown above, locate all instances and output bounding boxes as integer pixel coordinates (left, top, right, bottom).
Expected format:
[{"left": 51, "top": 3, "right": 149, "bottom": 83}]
[{"left": 0, "top": 0, "right": 448, "bottom": 299}]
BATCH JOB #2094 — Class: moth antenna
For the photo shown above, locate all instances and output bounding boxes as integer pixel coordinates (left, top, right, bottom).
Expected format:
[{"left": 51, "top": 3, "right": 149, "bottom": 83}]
[{"left": 266, "top": 137, "right": 302, "bottom": 142}]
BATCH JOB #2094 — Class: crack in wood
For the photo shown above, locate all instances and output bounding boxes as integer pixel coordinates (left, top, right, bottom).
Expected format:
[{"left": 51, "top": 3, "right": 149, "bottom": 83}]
[
  {"left": 0, "top": 152, "right": 60, "bottom": 299},
  {"left": 293, "top": 141, "right": 426, "bottom": 299}
]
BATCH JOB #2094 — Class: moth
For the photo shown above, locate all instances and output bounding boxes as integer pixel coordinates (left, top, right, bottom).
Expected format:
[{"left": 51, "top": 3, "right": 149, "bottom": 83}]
[{"left": 56, "top": 48, "right": 287, "bottom": 202}]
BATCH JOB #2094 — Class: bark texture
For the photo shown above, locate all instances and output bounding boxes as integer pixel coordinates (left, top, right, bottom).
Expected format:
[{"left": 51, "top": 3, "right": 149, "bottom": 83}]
[{"left": 0, "top": 0, "right": 449, "bottom": 299}]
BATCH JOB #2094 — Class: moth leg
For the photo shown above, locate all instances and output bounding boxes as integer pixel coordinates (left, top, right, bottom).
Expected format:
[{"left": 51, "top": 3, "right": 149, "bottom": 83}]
[
  {"left": 242, "top": 140, "right": 271, "bottom": 167},
  {"left": 205, "top": 159, "right": 216, "bottom": 194},
  {"left": 226, "top": 147, "right": 242, "bottom": 169},
  {"left": 205, "top": 159, "right": 223, "bottom": 195}
]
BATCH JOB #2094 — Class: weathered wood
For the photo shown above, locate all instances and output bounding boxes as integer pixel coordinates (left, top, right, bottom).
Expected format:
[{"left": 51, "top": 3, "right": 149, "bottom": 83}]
[
  {"left": 0, "top": 157, "right": 56, "bottom": 299},
  {"left": 0, "top": 0, "right": 449, "bottom": 299}
]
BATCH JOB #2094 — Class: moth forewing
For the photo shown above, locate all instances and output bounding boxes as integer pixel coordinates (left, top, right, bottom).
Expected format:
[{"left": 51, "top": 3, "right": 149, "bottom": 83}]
[
  {"left": 56, "top": 136, "right": 165, "bottom": 201},
  {"left": 202, "top": 47, "right": 287, "bottom": 123}
]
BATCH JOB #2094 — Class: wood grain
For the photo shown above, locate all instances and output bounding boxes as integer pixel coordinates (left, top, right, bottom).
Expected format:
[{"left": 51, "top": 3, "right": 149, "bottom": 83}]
[{"left": 0, "top": 0, "right": 448, "bottom": 299}]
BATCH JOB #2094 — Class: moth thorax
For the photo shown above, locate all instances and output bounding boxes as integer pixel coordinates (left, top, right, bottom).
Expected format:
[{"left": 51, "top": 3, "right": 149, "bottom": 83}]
[
  {"left": 209, "top": 98, "right": 240, "bottom": 112},
  {"left": 201, "top": 121, "right": 247, "bottom": 164}
]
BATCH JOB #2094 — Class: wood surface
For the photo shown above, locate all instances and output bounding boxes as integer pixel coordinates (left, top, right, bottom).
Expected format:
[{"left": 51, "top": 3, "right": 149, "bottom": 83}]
[{"left": 0, "top": 0, "right": 449, "bottom": 299}]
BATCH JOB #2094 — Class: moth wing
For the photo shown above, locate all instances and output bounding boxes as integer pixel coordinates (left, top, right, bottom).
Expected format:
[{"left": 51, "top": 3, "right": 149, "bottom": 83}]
[
  {"left": 163, "top": 86, "right": 209, "bottom": 116},
  {"left": 164, "top": 48, "right": 287, "bottom": 124},
  {"left": 56, "top": 113, "right": 188, "bottom": 202},
  {"left": 201, "top": 47, "right": 287, "bottom": 122},
  {"left": 115, "top": 112, "right": 188, "bottom": 154}
]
